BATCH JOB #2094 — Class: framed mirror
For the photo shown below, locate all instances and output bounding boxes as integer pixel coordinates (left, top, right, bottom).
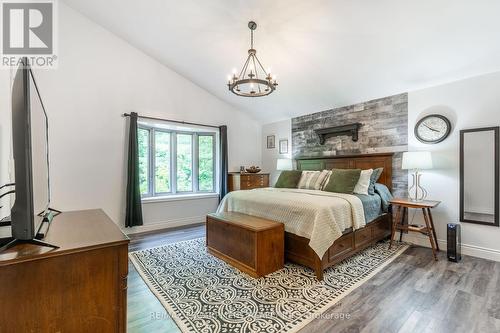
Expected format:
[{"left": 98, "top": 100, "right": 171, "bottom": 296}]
[{"left": 460, "top": 127, "right": 499, "bottom": 226}]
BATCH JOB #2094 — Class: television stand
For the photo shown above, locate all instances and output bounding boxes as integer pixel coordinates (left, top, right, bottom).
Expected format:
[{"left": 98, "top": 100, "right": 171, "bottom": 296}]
[
  {"left": 0, "top": 209, "right": 129, "bottom": 332},
  {"left": 0, "top": 237, "right": 59, "bottom": 253}
]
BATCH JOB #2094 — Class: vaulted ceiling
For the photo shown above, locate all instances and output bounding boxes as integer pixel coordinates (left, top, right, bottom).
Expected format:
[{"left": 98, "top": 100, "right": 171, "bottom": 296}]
[{"left": 63, "top": 0, "right": 500, "bottom": 123}]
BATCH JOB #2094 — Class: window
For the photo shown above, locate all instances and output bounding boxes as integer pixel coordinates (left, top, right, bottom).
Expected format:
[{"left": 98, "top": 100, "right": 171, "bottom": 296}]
[
  {"left": 138, "top": 124, "right": 217, "bottom": 198},
  {"left": 155, "top": 131, "right": 170, "bottom": 193},
  {"left": 176, "top": 133, "right": 193, "bottom": 192},
  {"left": 198, "top": 135, "right": 214, "bottom": 191},
  {"left": 138, "top": 128, "right": 150, "bottom": 195}
]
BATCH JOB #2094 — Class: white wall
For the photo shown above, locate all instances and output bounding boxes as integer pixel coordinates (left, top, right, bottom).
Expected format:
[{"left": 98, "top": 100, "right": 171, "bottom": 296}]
[
  {"left": 1, "top": 3, "right": 262, "bottom": 233},
  {"left": 407, "top": 71, "right": 500, "bottom": 260},
  {"left": 262, "top": 120, "right": 291, "bottom": 186}
]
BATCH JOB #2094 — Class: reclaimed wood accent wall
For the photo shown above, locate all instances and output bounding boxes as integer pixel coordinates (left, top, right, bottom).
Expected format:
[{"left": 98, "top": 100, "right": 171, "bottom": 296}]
[{"left": 292, "top": 93, "right": 408, "bottom": 197}]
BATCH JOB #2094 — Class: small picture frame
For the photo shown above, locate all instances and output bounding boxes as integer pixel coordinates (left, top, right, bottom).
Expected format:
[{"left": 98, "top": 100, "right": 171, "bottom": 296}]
[
  {"left": 279, "top": 139, "right": 288, "bottom": 154},
  {"left": 267, "top": 135, "right": 275, "bottom": 149}
]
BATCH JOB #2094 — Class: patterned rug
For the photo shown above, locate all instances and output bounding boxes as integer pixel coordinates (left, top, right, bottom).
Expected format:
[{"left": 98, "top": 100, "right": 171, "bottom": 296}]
[{"left": 129, "top": 238, "right": 408, "bottom": 333}]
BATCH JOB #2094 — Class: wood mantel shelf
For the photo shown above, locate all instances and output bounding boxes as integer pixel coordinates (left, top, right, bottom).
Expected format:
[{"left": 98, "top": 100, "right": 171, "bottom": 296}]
[{"left": 314, "top": 123, "right": 362, "bottom": 144}]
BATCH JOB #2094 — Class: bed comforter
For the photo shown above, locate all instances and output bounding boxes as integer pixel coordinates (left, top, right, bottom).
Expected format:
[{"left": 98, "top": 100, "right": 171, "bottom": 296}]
[{"left": 216, "top": 187, "right": 366, "bottom": 258}]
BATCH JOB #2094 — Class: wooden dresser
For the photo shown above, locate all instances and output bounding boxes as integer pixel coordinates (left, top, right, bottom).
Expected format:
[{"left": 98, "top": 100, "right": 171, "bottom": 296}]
[
  {"left": 228, "top": 172, "right": 270, "bottom": 192},
  {"left": 0, "top": 209, "right": 129, "bottom": 333}
]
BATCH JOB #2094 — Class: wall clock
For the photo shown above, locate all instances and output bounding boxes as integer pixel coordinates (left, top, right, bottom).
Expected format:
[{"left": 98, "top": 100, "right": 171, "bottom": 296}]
[{"left": 415, "top": 114, "right": 452, "bottom": 144}]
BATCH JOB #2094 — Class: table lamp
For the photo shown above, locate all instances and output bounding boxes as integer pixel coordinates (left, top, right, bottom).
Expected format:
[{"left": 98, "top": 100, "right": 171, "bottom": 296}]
[{"left": 402, "top": 151, "right": 433, "bottom": 201}]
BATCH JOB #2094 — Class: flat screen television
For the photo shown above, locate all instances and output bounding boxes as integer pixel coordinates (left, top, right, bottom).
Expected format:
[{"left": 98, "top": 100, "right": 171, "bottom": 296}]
[{"left": 10, "top": 58, "right": 52, "bottom": 241}]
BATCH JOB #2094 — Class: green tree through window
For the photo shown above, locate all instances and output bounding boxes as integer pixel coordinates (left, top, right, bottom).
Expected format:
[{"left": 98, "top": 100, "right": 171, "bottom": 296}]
[
  {"left": 138, "top": 126, "right": 217, "bottom": 197},
  {"left": 155, "top": 131, "right": 170, "bottom": 193},
  {"left": 137, "top": 128, "right": 149, "bottom": 195},
  {"left": 176, "top": 134, "right": 193, "bottom": 192},
  {"left": 198, "top": 135, "right": 214, "bottom": 191}
]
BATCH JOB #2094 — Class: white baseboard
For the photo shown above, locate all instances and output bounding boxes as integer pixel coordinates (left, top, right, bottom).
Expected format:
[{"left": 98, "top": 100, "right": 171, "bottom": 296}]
[
  {"left": 402, "top": 233, "right": 500, "bottom": 262},
  {"left": 122, "top": 215, "right": 205, "bottom": 235}
]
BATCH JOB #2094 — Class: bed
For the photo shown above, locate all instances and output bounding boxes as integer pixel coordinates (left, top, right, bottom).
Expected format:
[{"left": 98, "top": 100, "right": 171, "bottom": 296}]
[{"left": 218, "top": 153, "right": 394, "bottom": 280}]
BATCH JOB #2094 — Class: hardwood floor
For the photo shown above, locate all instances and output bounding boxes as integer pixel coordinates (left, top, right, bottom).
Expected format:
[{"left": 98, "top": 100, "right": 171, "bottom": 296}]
[{"left": 127, "top": 224, "right": 500, "bottom": 333}]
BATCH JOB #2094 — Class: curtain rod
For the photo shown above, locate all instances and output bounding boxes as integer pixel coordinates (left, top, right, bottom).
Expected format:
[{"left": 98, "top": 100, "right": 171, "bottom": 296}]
[{"left": 122, "top": 113, "right": 221, "bottom": 129}]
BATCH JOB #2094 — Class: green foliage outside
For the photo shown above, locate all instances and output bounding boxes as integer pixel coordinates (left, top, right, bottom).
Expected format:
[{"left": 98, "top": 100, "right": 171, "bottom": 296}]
[
  {"left": 155, "top": 131, "right": 170, "bottom": 193},
  {"left": 138, "top": 129, "right": 215, "bottom": 195},
  {"left": 198, "top": 136, "right": 214, "bottom": 191},
  {"left": 138, "top": 128, "right": 149, "bottom": 195},
  {"left": 176, "top": 134, "right": 192, "bottom": 191}
]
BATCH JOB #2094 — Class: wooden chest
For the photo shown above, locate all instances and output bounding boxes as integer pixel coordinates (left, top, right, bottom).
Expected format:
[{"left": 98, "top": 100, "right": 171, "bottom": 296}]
[
  {"left": 206, "top": 212, "right": 284, "bottom": 278},
  {"left": 228, "top": 172, "right": 270, "bottom": 192}
]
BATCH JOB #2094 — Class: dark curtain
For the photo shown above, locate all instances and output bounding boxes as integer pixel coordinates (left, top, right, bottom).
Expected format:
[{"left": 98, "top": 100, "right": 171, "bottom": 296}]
[
  {"left": 219, "top": 125, "right": 228, "bottom": 201},
  {"left": 125, "top": 112, "right": 144, "bottom": 227}
]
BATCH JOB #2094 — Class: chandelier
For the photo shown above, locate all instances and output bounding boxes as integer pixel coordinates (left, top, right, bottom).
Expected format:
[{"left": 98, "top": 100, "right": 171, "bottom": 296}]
[{"left": 227, "top": 21, "right": 278, "bottom": 97}]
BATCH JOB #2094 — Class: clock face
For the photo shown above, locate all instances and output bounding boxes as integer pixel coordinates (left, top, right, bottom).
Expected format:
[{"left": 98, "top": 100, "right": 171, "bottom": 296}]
[{"left": 415, "top": 115, "right": 451, "bottom": 144}]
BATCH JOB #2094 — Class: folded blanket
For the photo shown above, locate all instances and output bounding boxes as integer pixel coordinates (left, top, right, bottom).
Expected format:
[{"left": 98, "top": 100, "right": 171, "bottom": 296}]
[
  {"left": 216, "top": 188, "right": 366, "bottom": 258},
  {"left": 374, "top": 183, "right": 393, "bottom": 212}
]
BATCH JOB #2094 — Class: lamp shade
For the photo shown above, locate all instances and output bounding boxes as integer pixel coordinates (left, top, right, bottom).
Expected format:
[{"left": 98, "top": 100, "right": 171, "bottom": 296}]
[
  {"left": 402, "top": 151, "right": 433, "bottom": 170},
  {"left": 276, "top": 158, "right": 293, "bottom": 171}
]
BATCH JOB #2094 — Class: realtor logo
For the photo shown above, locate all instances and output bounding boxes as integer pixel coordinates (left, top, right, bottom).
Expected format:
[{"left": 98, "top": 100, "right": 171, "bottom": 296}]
[{"left": 1, "top": 0, "right": 57, "bottom": 67}]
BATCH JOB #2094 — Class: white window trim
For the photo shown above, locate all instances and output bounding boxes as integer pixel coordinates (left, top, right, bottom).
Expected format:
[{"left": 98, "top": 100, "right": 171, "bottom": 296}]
[
  {"left": 141, "top": 192, "right": 220, "bottom": 204},
  {"left": 138, "top": 124, "right": 219, "bottom": 200}
]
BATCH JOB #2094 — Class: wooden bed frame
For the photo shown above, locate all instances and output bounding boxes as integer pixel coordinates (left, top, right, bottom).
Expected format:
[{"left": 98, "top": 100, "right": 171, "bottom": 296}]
[{"left": 287, "top": 153, "right": 394, "bottom": 280}]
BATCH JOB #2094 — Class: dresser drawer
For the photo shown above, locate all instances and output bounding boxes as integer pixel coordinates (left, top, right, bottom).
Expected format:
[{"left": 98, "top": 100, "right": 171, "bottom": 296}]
[
  {"left": 240, "top": 175, "right": 252, "bottom": 182},
  {"left": 355, "top": 225, "right": 372, "bottom": 248},
  {"left": 373, "top": 216, "right": 391, "bottom": 238},
  {"left": 241, "top": 182, "right": 255, "bottom": 190},
  {"left": 228, "top": 173, "right": 269, "bottom": 192},
  {"left": 242, "top": 175, "right": 264, "bottom": 182},
  {"left": 328, "top": 233, "right": 354, "bottom": 261}
]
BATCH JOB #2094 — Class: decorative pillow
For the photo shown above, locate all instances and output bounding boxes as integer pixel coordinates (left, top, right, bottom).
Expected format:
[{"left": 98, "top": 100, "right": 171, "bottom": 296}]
[
  {"left": 320, "top": 170, "right": 333, "bottom": 190},
  {"left": 297, "top": 170, "right": 330, "bottom": 190},
  {"left": 353, "top": 169, "right": 374, "bottom": 195},
  {"left": 323, "top": 169, "right": 362, "bottom": 194},
  {"left": 368, "top": 167, "right": 384, "bottom": 195},
  {"left": 275, "top": 170, "right": 302, "bottom": 188}
]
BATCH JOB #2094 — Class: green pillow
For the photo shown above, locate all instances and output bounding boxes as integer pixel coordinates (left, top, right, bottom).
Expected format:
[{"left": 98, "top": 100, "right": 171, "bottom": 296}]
[
  {"left": 368, "top": 167, "right": 384, "bottom": 195},
  {"left": 275, "top": 170, "right": 302, "bottom": 188},
  {"left": 323, "top": 169, "right": 362, "bottom": 194}
]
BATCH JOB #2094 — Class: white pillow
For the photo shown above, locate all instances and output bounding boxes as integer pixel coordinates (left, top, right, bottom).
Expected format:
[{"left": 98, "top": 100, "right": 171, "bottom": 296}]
[
  {"left": 353, "top": 169, "right": 374, "bottom": 195},
  {"left": 298, "top": 170, "right": 330, "bottom": 190},
  {"left": 320, "top": 170, "right": 333, "bottom": 190}
]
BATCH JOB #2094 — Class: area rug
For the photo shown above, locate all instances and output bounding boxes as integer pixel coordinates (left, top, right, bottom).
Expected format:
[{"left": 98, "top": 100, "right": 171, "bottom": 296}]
[{"left": 129, "top": 238, "right": 408, "bottom": 333}]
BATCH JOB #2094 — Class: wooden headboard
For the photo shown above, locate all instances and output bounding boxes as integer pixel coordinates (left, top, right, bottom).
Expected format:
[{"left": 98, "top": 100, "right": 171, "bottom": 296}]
[{"left": 296, "top": 153, "right": 394, "bottom": 191}]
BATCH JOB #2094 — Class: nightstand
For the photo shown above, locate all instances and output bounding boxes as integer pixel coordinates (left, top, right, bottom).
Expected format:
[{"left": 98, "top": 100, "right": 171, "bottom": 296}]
[
  {"left": 389, "top": 198, "right": 441, "bottom": 260},
  {"left": 228, "top": 172, "right": 270, "bottom": 192}
]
